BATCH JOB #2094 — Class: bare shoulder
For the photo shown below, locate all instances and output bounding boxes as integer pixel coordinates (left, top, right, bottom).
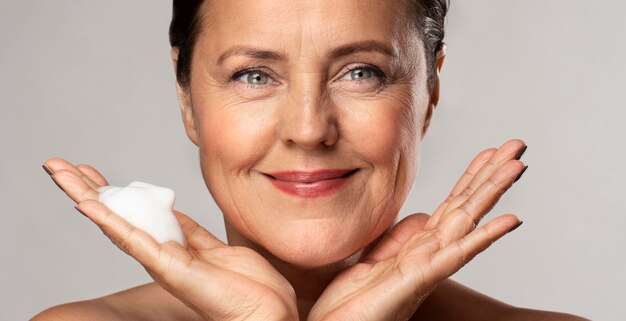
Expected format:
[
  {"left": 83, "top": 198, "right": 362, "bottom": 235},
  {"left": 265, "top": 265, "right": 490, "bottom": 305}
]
[
  {"left": 31, "top": 282, "right": 202, "bottom": 321},
  {"left": 31, "top": 299, "right": 121, "bottom": 321},
  {"left": 411, "top": 279, "right": 591, "bottom": 321}
]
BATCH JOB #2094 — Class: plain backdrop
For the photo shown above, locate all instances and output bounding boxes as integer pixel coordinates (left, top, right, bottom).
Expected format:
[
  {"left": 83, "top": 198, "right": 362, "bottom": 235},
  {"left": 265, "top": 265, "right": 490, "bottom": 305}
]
[{"left": 1, "top": 1, "right": 624, "bottom": 320}]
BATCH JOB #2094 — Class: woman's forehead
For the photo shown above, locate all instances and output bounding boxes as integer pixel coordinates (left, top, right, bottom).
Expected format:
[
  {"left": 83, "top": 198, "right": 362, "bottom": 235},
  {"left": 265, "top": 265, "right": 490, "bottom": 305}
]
[{"left": 196, "top": 0, "right": 418, "bottom": 61}]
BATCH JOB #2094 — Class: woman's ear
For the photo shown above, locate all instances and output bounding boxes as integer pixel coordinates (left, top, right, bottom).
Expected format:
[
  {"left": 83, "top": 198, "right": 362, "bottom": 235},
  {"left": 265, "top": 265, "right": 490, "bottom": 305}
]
[
  {"left": 171, "top": 47, "right": 199, "bottom": 146},
  {"left": 423, "top": 43, "right": 447, "bottom": 137}
]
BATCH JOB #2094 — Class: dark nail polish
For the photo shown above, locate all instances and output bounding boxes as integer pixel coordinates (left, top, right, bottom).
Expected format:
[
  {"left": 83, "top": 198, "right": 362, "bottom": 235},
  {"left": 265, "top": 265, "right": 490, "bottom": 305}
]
[
  {"left": 42, "top": 164, "right": 54, "bottom": 175},
  {"left": 514, "top": 165, "right": 528, "bottom": 183},
  {"left": 514, "top": 145, "right": 528, "bottom": 160},
  {"left": 507, "top": 221, "right": 523, "bottom": 233}
]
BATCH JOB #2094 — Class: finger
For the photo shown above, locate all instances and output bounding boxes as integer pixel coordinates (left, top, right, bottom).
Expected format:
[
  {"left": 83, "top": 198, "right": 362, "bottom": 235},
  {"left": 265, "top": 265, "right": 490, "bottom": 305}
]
[
  {"left": 77, "top": 200, "right": 211, "bottom": 292},
  {"left": 463, "top": 139, "right": 526, "bottom": 196},
  {"left": 448, "top": 148, "right": 499, "bottom": 198},
  {"left": 437, "top": 160, "right": 525, "bottom": 242},
  {"left": 173, "top": 210, "right": 225, "bottom": 250},
  {"left": 363, "top": 213, "right": 430, "bottom": 264},
  {"left": 44, "top": 158, "right": 100, "bottom": 190},
  {"left": 76, "top": 199, "right": 171, "bottom": 273},
  {"left": 430, "top": 214, "right": 521, "bottom": 281},
  {"left": 428, "top": 139, "right": 526, "bottom": 229},
  {"left": 51, "top": 169, "right": 99, "bottom": 203},
  {"left": 76, "top": 164, "right": 109, "bottom": 186},
  {"left": 427, "top": 148, "right": 496, "bottom": 228}
]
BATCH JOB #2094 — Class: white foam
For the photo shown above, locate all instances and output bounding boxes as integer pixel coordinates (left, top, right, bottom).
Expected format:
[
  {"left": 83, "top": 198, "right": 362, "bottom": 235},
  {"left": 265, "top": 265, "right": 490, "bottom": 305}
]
[{"left": 97, "top": 182, "right": 185, "bottom": 246}]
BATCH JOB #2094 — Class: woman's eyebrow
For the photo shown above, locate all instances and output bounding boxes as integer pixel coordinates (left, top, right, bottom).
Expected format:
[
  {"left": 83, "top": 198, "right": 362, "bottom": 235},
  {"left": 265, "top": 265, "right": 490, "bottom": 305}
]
[
  {"left": 217, "top": 46, "right": 286, "bottom": 65},
  {"left": 327, "top": 40, "right": 398, "bottom": 59},
  {"left": 216, "top": 40, "right": 397, "bottom": 65}
]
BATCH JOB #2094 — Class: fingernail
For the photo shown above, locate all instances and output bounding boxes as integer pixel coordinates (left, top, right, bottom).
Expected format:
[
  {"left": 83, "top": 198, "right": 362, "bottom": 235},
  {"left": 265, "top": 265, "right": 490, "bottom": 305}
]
[
  {"left": 514, "top": 165, "right": 528, "bottom": 183},
  {"left": 514, "top": 145, "right": 528, "bottom": 160},
  {"left": 507, "top": 221, "right": 523, "bottom": 234},
  {"left": 74, "top": 206, "right": 87, "bottom": 217},
  {"left": 42, "top": 164, "right": 54, "bottom": 175}
]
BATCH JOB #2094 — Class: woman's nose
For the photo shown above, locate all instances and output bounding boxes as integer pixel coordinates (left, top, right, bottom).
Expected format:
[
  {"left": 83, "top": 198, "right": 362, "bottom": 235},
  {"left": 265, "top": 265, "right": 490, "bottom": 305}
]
[{"left": 277, "top": 80, "right": 338, "bottom": 150}]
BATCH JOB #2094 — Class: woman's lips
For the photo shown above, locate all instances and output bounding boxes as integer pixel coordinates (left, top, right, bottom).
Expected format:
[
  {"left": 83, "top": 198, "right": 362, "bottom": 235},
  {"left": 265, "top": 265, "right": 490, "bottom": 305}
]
[{"left": 265, "top": 169, "right": 358, "bottom": 198}]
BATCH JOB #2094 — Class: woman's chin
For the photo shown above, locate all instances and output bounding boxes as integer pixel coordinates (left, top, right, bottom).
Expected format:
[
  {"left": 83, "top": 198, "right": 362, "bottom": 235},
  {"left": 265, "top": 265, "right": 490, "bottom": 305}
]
[
  {"left": 274, "top": 246, "right": 360, "bottom": 269},
  {"left": 258, "top": 228, "right": 376, "bottom": 269},
  {"left": 225, "top": 206, "right": 397, "bottom": 268}
]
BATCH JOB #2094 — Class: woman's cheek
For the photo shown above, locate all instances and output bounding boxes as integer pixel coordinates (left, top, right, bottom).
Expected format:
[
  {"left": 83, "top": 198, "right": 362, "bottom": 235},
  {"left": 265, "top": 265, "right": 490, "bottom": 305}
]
[
  {"left": 338, "top": 88, "right": 419, "bottom": 170},
  {"left": 197, "top": 96, "right": 278, "bottom": 174},
  {"left": 338, "top": 89, "right": 421, "bottom": 232}
]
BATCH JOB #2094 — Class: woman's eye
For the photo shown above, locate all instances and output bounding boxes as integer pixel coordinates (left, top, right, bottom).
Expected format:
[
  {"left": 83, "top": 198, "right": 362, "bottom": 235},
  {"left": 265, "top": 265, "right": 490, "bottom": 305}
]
[
  {"left": 348, "top": 68, "right": 374, "bottom": 80},
  {"left": 339, "top": 66, "right": 384, "bottom": 83},
  {"left": 335, "top": 65, "right": 386, "bottom": 92},
  {"left": 234, "top": 70, "right": 272, "bottom": 85}
]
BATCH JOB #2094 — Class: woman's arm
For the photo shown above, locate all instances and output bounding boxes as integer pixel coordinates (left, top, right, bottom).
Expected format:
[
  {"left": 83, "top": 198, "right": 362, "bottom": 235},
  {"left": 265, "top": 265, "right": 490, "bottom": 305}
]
[
  {"left": 412, "top": 278, "right": 591, "bottom": 321},
  {"left": 30, "top": 282, "right": 203, "bottom": 321},
  {"left": 31, "top": 300, "right": 122, "bottom": 321}
]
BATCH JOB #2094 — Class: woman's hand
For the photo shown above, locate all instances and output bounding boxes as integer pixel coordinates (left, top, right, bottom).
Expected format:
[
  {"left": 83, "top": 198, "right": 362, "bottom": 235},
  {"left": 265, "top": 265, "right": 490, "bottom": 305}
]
[
  {"left": 42, "top": 159, "right": 299, "bottom": 321},
  {"left": 307, "top": 139, "right": 528, "bottom": 321}
]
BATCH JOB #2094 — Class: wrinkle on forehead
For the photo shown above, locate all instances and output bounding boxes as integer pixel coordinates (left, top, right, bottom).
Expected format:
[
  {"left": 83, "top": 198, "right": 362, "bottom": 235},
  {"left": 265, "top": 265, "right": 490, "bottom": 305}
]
[{"left": 198, "top": 0, "right": 418, "bottom": 63}]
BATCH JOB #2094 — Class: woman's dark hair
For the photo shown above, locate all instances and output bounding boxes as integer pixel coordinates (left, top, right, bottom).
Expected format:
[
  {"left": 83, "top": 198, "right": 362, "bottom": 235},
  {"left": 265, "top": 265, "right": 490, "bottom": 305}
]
[{"left": 169, "top": 0, "right": 449, "bottom": 91}]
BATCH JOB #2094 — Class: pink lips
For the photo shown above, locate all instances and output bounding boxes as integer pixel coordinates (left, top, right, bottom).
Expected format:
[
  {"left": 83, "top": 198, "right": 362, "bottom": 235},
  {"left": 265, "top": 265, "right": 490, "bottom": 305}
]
[{"left": 265, "top": 169, "right": 357, "bottom": 198}]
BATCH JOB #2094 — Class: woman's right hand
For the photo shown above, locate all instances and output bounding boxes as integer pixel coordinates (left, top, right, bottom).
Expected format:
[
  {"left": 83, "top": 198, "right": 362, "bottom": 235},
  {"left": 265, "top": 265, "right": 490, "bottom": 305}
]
[
  {"left": 307, "top": 140, "right": 527, "bottom": 321},
  {"left": 43, "top": 159, "right": 299, "bottom": 321}
]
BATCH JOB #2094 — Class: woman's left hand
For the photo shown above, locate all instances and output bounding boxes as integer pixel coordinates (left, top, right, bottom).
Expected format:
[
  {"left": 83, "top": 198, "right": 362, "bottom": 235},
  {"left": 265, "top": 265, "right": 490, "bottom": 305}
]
[
  {"left": 307, "top": 140, "right": 527, "bottom": 321},
  {"left": 43, "top": 159, "right": 299, "bottom": 321}
]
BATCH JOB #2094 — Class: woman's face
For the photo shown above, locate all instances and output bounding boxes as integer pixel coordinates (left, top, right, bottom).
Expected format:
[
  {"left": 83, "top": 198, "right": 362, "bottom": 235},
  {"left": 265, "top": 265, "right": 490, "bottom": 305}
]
[{"left": 177, "top": 0, "right": 435, "bottom": 267}]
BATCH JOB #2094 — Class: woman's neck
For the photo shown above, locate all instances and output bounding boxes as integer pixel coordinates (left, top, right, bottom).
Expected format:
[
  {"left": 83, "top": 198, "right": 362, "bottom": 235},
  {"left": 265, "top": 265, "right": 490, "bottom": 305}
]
[{"left": 263, "top": 248, "right": 364, "bottom": 319}]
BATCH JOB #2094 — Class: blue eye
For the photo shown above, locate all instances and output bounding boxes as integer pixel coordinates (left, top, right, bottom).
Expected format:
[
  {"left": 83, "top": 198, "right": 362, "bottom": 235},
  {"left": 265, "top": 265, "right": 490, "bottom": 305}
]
[
  {"left": 336, "top": 65, "right": 386, "bottom": 93},
  {"left": 339, "top": 66, "right": 385, "bottom": 83},
  {"left": 233, "top": 69, "right": 273, "bottom": 85},
  {"left": 349, "top": 68, "right": 373, "bottom": 80}
]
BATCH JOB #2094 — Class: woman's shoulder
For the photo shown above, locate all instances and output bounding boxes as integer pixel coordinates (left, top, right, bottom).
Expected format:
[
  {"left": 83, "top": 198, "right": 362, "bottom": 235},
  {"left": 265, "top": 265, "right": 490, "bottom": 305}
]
[
  {"left": 31, "top": 299, "right": 122, "bottom": 321},
  {"left": 411, "top": 279, "right": 591, "bottom": 321},
  {"left": 31, "top": 282, "right": 202, "bottom": 321}
]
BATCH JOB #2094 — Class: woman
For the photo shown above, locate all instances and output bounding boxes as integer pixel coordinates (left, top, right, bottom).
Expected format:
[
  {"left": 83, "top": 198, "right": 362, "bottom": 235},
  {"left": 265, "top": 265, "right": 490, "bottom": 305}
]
[{"left": 33, "top": 0, "right": 588, "bottom": 320}]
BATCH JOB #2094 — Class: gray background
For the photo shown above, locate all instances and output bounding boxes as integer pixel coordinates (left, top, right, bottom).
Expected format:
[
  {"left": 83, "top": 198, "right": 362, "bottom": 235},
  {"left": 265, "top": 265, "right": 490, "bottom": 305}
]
[{"left": 1, "top": 1, "right": 623, "bottom": 320}]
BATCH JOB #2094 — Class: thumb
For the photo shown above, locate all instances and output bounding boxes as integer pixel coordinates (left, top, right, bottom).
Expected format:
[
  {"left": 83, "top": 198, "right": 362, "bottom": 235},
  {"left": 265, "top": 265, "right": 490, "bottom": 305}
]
[{"left": 363, "top": 213, "right": 430, "bottom": 263}]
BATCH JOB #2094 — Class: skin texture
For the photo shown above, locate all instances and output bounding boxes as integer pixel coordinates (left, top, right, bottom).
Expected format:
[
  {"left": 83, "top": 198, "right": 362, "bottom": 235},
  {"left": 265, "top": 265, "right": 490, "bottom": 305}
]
[
  {"left": 33, "top": 1, "right": 590, "bottom": 320},
  {"left": 175, "top": 1, "right": 431, "bottom": 314}
]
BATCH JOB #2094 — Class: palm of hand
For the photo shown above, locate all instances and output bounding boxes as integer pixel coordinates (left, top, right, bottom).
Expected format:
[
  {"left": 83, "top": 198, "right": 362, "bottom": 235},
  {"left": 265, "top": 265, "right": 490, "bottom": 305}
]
[
  {"left": 43, "top": 158, "right": 298, "bottom": 321},
  {"left": 150, "top": 222, "right": 298, "bottom": 321},
  {"left": 308, "top": 141, "right": 526, "bottom": 321}
]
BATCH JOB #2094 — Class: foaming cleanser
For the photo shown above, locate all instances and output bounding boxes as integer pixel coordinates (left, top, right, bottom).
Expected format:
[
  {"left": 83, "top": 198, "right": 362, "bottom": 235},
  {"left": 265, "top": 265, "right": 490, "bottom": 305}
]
[{"left": 97, "top": 182, "right": 185, "bottom": 246}]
